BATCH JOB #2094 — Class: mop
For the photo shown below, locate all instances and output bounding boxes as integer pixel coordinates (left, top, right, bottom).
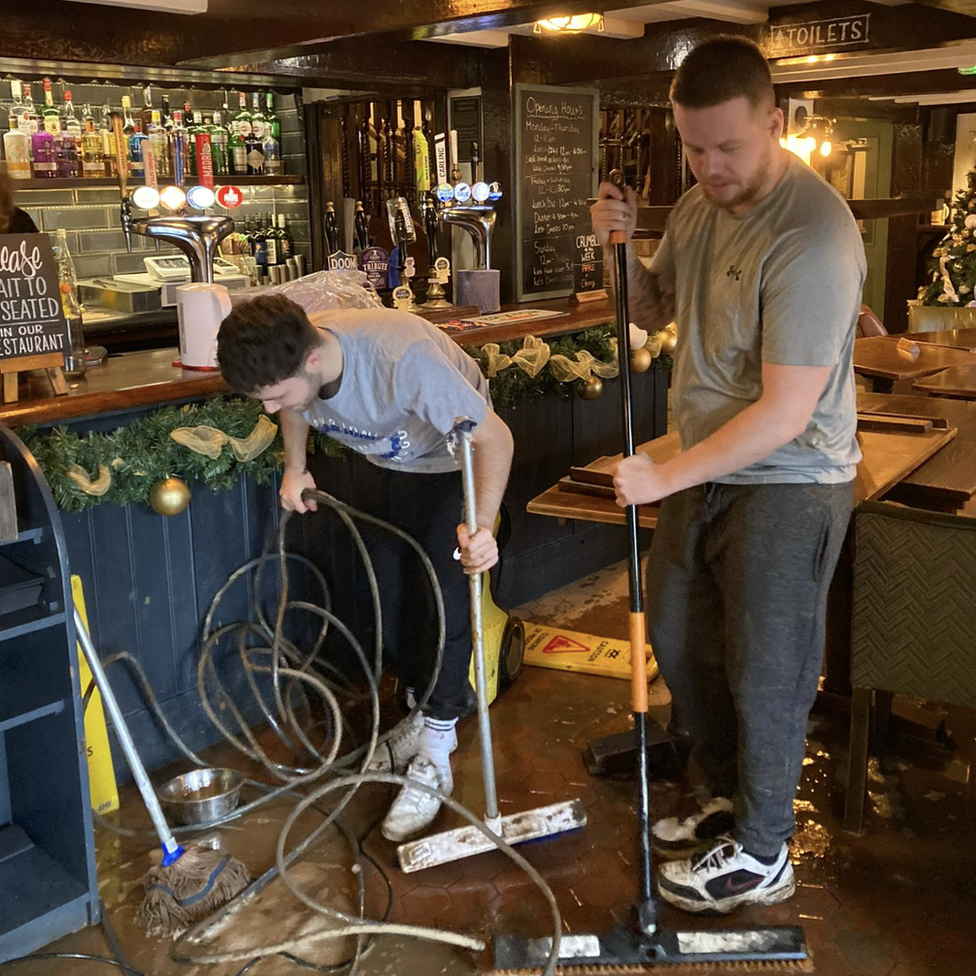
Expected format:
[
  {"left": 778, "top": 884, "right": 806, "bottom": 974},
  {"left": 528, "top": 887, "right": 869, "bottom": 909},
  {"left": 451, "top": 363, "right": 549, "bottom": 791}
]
[
  {"left": 395, "top": 419, "right": 587, "bottom": 873},
  {"left": 489, "top": 172, "right": 812, "bottom": 974},
  {"left": 74, "top": 609, "right": 250, "bottom": 938}
]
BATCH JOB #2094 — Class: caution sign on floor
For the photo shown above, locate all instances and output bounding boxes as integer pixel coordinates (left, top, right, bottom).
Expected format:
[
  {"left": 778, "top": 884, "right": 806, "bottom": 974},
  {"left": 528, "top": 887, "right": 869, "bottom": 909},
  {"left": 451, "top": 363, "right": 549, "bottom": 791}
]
[{"left": 523, "top": 623, "right": 659, "bottom": 682}]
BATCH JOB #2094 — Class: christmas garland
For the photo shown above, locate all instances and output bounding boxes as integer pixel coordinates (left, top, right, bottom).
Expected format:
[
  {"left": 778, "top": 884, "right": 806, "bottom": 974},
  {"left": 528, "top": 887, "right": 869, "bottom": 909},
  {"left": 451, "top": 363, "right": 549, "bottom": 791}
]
[
  {"left": 19, "top": 325, "right": 672, "bottom": 512},
  {"left": 19, "top": 397, "right": 343, "bottom": 513},
  {"left": 465, "top": 323, "right": 670, "bottom": 409}
]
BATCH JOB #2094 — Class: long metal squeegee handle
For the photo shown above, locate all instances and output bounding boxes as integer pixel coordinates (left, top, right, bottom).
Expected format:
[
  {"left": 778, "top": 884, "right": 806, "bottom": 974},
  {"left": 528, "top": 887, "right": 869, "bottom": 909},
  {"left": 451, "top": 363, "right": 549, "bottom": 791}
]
[
  {"left": 608, "top": 169, "right": 656, "bottom": 932},
  {"left": 450, "top": 417, "right": 500, "bottom": 828}
]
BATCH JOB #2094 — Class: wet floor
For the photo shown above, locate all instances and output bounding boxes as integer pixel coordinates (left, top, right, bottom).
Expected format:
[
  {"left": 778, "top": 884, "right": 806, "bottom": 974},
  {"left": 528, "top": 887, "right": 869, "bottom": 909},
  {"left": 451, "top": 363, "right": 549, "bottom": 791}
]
[{"left": 8, "top": 558, "right": 976, "bottom": 976}]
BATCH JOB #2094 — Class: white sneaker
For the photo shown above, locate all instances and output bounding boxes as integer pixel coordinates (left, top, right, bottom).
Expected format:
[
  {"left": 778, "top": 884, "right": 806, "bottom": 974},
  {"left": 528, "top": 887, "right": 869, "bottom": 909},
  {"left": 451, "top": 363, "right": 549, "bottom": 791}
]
[
  {"left": 364, "top": 712, "right": 425, "bottom": 774},
  {"left": 381, "top": 756, "right": 453, "bottom": 842},
  {"left": 651, "top": 796, "right": 735, "bottom": 858},
  {"left": 657, "top": 836, "right": 795, "bottom": 915}
]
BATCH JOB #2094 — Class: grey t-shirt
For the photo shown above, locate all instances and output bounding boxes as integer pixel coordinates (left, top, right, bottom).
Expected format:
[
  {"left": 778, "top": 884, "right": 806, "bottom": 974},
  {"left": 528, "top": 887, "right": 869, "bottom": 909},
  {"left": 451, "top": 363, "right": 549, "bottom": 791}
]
[
  {"left": 652, "top": 156, "right": 865, "bottom": 484},
  {"left": 302, "top": 309, "right": 490, "bottom": 474}
]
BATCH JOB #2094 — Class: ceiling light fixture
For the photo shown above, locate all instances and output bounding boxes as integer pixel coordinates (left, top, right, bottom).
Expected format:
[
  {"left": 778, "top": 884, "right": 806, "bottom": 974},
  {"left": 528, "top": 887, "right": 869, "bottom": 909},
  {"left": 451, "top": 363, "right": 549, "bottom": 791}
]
[{"left": 534, "top": 14, "right": 605, "bottom": 34}]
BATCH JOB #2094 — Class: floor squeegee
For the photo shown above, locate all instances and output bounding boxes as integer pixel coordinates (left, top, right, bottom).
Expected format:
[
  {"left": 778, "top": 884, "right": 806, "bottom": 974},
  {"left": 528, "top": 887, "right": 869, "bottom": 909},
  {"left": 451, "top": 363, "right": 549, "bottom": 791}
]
[{"left": 396, "top": 418, "right": 587, "bottom": 874}]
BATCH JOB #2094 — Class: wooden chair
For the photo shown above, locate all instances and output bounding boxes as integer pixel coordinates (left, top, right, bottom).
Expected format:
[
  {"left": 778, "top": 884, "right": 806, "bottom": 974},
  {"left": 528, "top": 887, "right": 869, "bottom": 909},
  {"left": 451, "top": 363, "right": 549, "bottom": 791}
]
[
  {"left": 844, "top": 500, "right": 976, "bottom": 832},
  {"left": 857, "top": 304, "right": 888, "bottom": 338}
]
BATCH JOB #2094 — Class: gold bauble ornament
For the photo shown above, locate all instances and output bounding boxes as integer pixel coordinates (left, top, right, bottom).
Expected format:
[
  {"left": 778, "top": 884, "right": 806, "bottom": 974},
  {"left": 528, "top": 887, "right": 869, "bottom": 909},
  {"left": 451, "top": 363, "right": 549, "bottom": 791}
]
[
  {"left": 630, "top": 346, "right": 653, "bottom": 373},
  {"left": 149, "top": 476, "right": 191, "bottom": 516},
  {"left": 579, "top": 375, "right": 604, "bottom": 400},
  {"left": 658, "top": 328, "right": 678, "bottom": 355}
]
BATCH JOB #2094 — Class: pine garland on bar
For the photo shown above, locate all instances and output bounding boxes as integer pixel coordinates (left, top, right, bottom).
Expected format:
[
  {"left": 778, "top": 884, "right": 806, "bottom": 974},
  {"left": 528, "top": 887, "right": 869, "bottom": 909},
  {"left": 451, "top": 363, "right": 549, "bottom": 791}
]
[{"left": 19, "top": 396, "right": 344, "bottom": 513}]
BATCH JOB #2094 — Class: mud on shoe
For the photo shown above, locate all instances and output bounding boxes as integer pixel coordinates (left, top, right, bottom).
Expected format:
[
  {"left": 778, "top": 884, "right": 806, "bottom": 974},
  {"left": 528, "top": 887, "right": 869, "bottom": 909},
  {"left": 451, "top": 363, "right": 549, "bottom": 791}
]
[
  {"left": 381, "top": 756, "right": 453, "bottom": 842},
  {"left": 657, "top": 836, "right": 795, "bottom": 915},
  {"left": 364, "top": 712, "right": 425, "bottom": 775},
  {"left": 651, "top": 796, "right": 735, "bottom": 858}
]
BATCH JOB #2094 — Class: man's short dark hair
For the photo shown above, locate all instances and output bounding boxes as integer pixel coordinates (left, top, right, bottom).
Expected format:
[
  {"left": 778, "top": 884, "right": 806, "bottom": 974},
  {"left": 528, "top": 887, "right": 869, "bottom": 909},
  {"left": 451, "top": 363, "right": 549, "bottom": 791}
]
[
  {"left": 670, "top": 36, "right": 774, "bottom": 112},
  {"left": 217, "top": 293, "right": 321, "bottom": 393}
]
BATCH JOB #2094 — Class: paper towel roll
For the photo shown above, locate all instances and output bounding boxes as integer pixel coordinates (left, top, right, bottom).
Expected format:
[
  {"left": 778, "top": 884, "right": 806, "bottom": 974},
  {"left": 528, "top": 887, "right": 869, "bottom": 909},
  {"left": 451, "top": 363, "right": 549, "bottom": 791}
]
[{"left": 456, "top": 269, "right": 500, "bottom": 314}]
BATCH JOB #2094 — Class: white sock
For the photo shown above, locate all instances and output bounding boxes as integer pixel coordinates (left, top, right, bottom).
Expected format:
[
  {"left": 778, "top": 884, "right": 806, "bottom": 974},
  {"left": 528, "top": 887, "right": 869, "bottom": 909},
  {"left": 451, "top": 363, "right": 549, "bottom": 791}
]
[
  {"left": 418, "top": 716, "right": 457, "bottom": 768},
  {"left": 404, "top": 687, "right": 417, "bottom": 710}
]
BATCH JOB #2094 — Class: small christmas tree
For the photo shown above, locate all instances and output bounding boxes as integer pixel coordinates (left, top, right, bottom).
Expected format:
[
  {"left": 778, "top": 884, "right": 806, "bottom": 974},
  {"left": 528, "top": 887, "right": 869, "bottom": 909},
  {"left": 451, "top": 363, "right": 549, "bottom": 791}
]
[{"left": 921, "top": 171, "right": 976, "bottom": 306}]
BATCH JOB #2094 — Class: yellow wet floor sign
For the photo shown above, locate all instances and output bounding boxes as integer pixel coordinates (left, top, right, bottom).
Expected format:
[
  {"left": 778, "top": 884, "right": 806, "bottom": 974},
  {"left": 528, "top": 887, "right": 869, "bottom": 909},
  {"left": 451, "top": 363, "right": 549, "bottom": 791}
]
[
  {"left": 71, "top": 575, "right": 120, "bottom": 814},
  {"left": 523, "top": 622, "right": 658, "bottom": 682}
]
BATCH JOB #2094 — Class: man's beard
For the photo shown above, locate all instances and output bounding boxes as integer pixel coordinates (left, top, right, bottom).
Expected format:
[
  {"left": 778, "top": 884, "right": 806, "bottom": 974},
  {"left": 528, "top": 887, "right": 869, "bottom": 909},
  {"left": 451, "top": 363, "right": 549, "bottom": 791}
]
[{"left": 706, "top": 155, "right": 772, "bottom": 213}]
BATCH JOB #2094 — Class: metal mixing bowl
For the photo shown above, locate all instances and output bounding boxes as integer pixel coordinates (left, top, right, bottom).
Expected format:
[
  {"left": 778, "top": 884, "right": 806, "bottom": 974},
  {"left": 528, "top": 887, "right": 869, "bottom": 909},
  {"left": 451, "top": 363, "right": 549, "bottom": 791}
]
[{"left": 157, "top": 767, "right": 244, "bottom": 825}]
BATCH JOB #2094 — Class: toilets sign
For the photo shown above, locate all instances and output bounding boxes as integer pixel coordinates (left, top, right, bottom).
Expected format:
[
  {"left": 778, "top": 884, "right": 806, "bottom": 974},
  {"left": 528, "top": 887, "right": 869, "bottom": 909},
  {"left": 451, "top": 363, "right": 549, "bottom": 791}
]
[
  {"left": 0, "top": 234, "right": 67, "bottom": 363},
  {"left": 767, "top": 13, "right": 870, "bottom": 57}
]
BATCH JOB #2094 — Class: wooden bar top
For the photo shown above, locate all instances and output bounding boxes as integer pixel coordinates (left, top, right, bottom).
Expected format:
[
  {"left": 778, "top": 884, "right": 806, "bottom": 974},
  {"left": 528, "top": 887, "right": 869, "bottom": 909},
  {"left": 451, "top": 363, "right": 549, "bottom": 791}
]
[{"left": 0, "top": 297, "right": 617, "bottom": 428}]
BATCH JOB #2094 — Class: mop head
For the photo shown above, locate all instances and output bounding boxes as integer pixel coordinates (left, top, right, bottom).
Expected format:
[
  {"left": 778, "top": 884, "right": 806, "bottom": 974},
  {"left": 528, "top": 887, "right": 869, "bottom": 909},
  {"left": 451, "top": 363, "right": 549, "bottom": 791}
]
[{"left": 137, "top": 844, "right": 251, "bottom": 938}]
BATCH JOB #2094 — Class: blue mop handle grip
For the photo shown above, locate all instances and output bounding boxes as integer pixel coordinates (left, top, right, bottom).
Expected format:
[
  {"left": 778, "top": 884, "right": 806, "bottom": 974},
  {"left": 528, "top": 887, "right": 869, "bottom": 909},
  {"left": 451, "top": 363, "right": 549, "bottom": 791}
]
[{"left": 73, "top": 607, "right": 184, "bottom": 863}]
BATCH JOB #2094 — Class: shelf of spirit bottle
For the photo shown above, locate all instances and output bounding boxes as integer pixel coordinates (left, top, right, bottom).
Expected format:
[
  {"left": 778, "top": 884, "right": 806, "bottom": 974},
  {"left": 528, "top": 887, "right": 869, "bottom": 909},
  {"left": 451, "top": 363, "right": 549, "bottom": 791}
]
[{"left": 14, "top": 174, "right": 305, "bottom": 190}]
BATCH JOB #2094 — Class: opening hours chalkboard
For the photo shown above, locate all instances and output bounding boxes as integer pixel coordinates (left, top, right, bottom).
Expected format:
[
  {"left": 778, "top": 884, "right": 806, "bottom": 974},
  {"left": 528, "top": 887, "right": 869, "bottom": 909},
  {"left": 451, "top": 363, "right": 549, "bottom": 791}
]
[{"left": 514, "top": 84, "right": 599, "bottom": 302}]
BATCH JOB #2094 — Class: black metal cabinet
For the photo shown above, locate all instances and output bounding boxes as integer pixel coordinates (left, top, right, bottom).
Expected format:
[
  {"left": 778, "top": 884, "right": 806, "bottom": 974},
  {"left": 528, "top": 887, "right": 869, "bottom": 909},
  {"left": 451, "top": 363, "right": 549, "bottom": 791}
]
[{"left": 0, "top": 425, "right": 99, "bottom": 964}]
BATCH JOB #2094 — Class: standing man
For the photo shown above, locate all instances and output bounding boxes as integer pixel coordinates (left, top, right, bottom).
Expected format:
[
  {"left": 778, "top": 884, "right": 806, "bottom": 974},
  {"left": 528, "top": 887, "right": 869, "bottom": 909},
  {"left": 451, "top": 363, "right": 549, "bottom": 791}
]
[
  {"left": 217, "top": 295, "right": 513, "bottom": 842},
  {"left": 590, "top": 36, "right": 863, "bottom": 914}
]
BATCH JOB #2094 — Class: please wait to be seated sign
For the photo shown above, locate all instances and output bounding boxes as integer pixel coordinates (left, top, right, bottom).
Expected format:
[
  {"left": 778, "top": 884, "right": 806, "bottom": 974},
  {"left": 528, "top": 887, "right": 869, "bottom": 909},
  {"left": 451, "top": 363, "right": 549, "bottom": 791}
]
[{"left": 0, "top": 234, "right": 68, "bottom": 362}]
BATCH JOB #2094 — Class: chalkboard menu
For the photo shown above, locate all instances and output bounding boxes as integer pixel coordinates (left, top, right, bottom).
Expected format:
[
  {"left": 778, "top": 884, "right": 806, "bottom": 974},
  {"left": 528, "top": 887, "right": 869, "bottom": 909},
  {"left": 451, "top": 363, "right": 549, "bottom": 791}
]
[
  {"left": 0, "top": 234, "right": 67, "bottom": 363},
  {"left": 515, "top": 84, "right": 599, "bottom": 302}
]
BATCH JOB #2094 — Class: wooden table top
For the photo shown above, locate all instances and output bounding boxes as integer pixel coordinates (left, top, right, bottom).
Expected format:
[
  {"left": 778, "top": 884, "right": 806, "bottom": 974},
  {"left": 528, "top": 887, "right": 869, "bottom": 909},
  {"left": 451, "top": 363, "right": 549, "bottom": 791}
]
[
  {"left": 911, "top": 328, "right": 976, "bottom": 352},
  {"left": 0, "top": 296, "right": 617, "bottom": 428},
  {"left": 912, "top": 362, "right": 976, "bottom": 398},
  {"left": 859, "top": 392, "right": 976, "bottom": 505},
  {"left": 853, "top": 335, "right": 976, "bottom": 381},
  {"left": 528, "top": 394, "right": 966, "bottom": 528}
]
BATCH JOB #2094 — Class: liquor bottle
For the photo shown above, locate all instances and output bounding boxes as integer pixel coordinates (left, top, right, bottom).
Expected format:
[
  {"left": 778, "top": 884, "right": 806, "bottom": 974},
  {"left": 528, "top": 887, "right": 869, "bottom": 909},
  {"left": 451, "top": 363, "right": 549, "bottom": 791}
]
[
  {"left": 126, "top": 109, "right": 147, "bottom": 183},
  {"left": 55, "top": 230, "right": 86, "bottom": 380},
  {"left": 250, "top": 92, "right": 265, "bottom": 142},
  {"left": 22, "top": 84, "right": 40, "bottom": 134},
  {"left": 31, "top": 125, "right": 57, "bottom": 179},
  {"left": 253, "top": 215, "right": 268, "bottom": 274},
  {"left": 121, "top": 95, "right": 138, "bottom": 179},
  {"left": 228, "top": 116, "right": 248, "bottom": 176},
  {"left": 244, "top": 215, "right": 257, "bottom": 255},
  {"left": 41, "top": 79, "right": 61, "bottom": 136},
  {"left": 324, "top": 201, "right": 339, "bottom": 254},
  {"left": 245, "top": 119, "right": 264, "bottom": 176},
  {"left": 264, "top": 212, "right": 279, "bottom": 266},
  {"left": 100, "top": 102, "right": 118, "bottom": 178},
  {"left": 57, "top": 127, "right": 79, "bottom": 179},
  {"left": 80, "top": 111, "right": 106, "bottom": 179},
  {"left": 264, "top": 92, "right": 280, "bottom": 141},
  {"left": 277, "top": 213, "right": 294, "bottom": 263},
  {"left": 170, "top": 109, "right": 188, "bottom": 186},
  {"left": 161, "top": 94, "right": 172, "bottom": 131},
  {"left": 234, "top": 92, "right": 252, "bottom": 141},
  {"left": 148, "top": 110, "right": 171, "bottom": 178},
  {"left": 353, "top": 200, "right": 369, "bottom": 252},
  {"left": 262, "top": 126, "right": 282, "bottom": 177},
  {"left": 140, "top": 86, "right": 154, "bottom": 133},
  {"left": 3, "top": 115, "right": 31, "bottom": 179},
  {"left": 61, "top": 91, "right": 82, "bottom": 140},
  {"left": 9, "top": 81, "right": 30, "bottom": 136},
  {"left": 186, "top": 107, "right": 202, "bottom": 173},
  {"left": 207, "top": 110, "right": 228, "bottom": 177}
]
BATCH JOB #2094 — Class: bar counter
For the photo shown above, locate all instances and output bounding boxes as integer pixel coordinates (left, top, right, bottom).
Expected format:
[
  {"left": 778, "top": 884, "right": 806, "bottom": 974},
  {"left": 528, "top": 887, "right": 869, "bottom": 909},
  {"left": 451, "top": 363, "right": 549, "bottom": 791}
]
[{"left": 0, "top": 297, "right": 619, "bottom": 428}]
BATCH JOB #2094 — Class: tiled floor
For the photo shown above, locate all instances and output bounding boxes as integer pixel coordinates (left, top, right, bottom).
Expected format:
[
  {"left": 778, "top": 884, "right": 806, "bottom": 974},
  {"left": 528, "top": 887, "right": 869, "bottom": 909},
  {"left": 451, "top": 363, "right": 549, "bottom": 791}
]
[{"left": 9, "top": 559, "right": 976, "bottom": 976}]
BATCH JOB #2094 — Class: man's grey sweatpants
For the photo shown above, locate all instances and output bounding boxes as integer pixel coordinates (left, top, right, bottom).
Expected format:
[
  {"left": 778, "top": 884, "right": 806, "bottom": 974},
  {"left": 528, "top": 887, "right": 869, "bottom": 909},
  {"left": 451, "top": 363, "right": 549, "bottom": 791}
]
[{"left": 646, "top": 481, "right": 853, "bottom": 857}]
